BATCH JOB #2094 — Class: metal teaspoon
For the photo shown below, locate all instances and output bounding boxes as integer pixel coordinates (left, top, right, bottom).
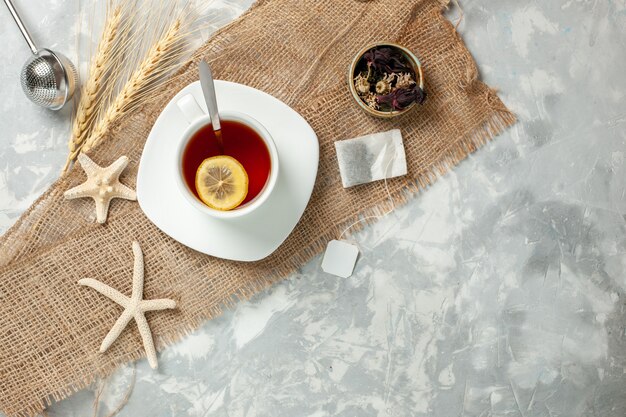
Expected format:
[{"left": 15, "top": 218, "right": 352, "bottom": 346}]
[{"left": 198, "top": 60, "right": 224, "bottom": 153}]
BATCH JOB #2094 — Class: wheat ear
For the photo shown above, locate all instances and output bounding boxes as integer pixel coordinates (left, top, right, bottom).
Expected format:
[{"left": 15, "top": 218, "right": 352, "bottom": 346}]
[
  {"left": 81, "top": 19, "right": 184, "bottom": 154},
  {"left": 64, "top": 6, "right": 123, "bottom": 172}
]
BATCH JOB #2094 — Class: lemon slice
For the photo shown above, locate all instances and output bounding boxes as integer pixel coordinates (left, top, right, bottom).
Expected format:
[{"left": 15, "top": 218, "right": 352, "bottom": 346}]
[{"left": 195, "top": 156, "right": 249, "bottom": 211}]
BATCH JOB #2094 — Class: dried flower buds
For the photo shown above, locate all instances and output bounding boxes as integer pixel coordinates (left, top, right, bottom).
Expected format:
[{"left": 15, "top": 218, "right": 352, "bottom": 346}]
[
  {"left": 395, "top": 72, "right": 416, "bottom": 90},
  {"left": 354, "top": 74, "right": 371, "bottom": 94},
  {"left": 375, "top": 74, "right": 393, "bottom": 95},
  {"left": 377, "top": 86, "right": 427, "bottom": 111},
  {"left": 363, "top": 47, "right": 410, "bottom": 73},
  {"left": 352, "top": 45, "right": 426, "bottom": 114}
]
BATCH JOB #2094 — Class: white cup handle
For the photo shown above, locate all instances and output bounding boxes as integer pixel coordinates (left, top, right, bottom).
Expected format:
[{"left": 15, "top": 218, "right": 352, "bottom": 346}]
[{"left": 177, "top": 94, "right": 205, "bottom": 124}]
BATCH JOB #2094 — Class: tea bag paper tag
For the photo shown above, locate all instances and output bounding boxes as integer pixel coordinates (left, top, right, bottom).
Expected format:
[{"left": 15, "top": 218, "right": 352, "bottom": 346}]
[{"left": 322, "top": 240, "right": 359, "bottom": 278}]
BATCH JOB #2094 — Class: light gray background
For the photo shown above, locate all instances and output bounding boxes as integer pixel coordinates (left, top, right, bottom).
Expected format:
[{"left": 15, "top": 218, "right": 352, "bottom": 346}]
[{"left": 1, "top": 1, "right": 625, "bottom": 416}]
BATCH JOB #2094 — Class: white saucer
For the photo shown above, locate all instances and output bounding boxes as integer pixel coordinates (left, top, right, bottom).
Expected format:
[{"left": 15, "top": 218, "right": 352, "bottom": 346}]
[{"left": 137, "top": 81, "right": 319, "bottom": 261}]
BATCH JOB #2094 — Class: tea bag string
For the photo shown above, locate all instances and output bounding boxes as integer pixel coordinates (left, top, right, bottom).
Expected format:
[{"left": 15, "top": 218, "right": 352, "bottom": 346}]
[
  {"left": 450, "top": 0, "right": 464, "bottom": 30},
  {"left": 338, "top": 151, "right": 397, "bottom": 241},
  {"left": 91, "top": 364, "right": 137, "bottom": 417}
]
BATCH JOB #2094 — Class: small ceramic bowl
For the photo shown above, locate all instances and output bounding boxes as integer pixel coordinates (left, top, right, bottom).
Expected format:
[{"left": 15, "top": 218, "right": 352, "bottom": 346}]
[{"left": 348, "top": 42, "right": 425, "bottom": 118}]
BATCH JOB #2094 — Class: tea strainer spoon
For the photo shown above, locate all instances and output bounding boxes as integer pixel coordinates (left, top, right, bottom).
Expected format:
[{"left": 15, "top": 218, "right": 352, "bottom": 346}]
[{"left": 3, "top": 0, "right": 78, "bottom": 110}]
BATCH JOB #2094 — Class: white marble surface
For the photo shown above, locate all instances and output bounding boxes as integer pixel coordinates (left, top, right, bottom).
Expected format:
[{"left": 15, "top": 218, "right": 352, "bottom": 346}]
[{"left": 1, "top": 1, "right": 626, "bottom": 416}]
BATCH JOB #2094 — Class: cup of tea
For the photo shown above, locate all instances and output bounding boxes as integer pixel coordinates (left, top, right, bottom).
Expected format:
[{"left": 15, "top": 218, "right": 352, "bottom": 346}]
[{"left": 175, "top": 94, "right": 279, "bottom": 219}]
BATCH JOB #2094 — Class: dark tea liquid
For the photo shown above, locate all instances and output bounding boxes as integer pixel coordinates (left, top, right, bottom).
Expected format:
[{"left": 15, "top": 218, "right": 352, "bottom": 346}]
[{"left": 182, "top": 120, "right": 271, "bottom": 206}]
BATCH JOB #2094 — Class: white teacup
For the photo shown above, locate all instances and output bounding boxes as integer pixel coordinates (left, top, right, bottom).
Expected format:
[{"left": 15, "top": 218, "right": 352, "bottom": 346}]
[{"left": 175, "top": 94, "right": 279, "bottom": 219}]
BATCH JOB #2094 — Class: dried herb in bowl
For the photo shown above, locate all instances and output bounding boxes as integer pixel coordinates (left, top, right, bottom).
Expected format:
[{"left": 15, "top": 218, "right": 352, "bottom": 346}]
[{"left": 349, "top": 44, "right": 426, "bottom": 117}]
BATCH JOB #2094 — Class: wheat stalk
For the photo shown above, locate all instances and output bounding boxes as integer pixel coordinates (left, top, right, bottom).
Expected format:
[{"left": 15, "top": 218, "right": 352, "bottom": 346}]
[
  {"left": 62, "top": 1, "right": 215, "bottom": 171},
  {"left": 81, "top": 18, "right": 186, "bottom": 154},
  {"left": 64, "top": 6, "right": 123, "bottom": 172}
]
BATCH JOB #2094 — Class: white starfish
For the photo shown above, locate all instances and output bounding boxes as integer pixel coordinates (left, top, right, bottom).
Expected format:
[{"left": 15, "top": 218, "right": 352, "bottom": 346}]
[
  {"left": 79, "top": 241, "right": 176, "bottom": 369},
  {"left": 64, "top": 154, "right": 136, "bottom": 223}
]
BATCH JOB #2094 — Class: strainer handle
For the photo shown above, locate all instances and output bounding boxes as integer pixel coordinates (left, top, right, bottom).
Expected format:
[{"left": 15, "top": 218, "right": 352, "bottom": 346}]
[{"left": 3, "top": 0, "right": 38, "bottom": 54}]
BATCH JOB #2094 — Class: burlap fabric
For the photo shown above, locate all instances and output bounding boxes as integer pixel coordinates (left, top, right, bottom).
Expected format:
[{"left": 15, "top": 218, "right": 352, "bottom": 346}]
[{"left": 0, "top": 0, "right": 515, "bottom": 415}]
